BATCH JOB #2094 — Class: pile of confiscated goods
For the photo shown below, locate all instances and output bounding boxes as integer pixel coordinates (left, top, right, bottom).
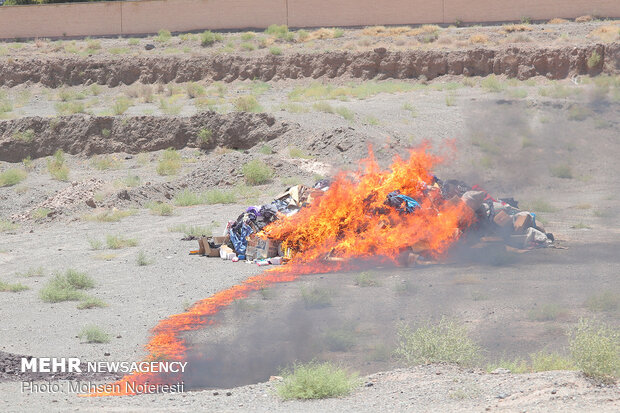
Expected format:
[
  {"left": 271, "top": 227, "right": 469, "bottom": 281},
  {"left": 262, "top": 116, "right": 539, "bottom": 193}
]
[{"left": 194, "top": 177, "right": 554, "bottom": 266}]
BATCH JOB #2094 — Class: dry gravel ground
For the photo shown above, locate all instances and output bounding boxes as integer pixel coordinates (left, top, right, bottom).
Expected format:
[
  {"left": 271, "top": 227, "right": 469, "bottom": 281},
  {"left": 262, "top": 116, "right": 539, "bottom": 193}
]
[
  {"left": 0, "top": 365, "right": 618, "bottom": 412},
  {"left": 1, "top": 19, "right": 619, "bottom": 413}
]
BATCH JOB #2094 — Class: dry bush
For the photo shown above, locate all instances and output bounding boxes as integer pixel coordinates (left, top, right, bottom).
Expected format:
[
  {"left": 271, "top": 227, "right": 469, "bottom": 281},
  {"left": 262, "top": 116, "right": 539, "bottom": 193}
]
[
  {"left": 501, "top": 24, "right": 533, "bottom": 33},
  {"left": 361, "top": 25, "right": 439, "bottom": 37},
  {"left": 589, "top": 25, "right": 620, "bottom": 42},
  {"left": 575, "top": 15, "right": 593, "bottom": 23},
  {"left": 548, "top": 18, "right": 569, "bottom": 24},
  {"left": 300, "top": 28, "right": 345, "bottom": 42},
  {"left": 469, "top": 34, "right": 488, "bottom": 44}
]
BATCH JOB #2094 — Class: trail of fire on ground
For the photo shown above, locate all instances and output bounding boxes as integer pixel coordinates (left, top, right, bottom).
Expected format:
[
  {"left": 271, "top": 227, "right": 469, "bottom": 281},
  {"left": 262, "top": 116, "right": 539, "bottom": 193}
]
[{"left": 84, "top": 144, "right": 555, "bottom": 396}]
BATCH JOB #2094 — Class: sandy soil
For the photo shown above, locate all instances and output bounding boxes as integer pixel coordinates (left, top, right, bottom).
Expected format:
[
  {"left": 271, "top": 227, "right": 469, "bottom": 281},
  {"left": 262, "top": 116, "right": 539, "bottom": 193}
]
[{"left": 1, "top": 20, "right": 619, "bottom": 412}]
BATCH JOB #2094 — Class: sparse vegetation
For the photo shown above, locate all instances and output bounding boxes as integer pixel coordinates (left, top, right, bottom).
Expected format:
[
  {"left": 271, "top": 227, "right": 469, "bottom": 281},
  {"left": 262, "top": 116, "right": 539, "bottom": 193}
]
[
  {"left": 530, "top": 351, "right": 574, "bottom": 372},
  {"left": 550, "top": 163, "right": 573, "bottom": 179},
  {"left": 288, "top": 146, "right": 312, "bottom": 159},
  {"left": 83, "top": 209, "right": 137, "bottom": 223},
  {"left": 569, "top": 319, "right": 620, "bottom": 382},
  {"left": 12, "top": 129, "right": 35, "bottom": 142},
  {"left": 394, "top": 317, "right": 481, "bottom": 367},
  {"left": 0, "top": 280, "right": 29, "bottom": 292},
  {"left": 146, "top": 201, "right": 174, "bottom": 216},
  {"left": 234, "top": 95, "right": 262, "bottom": 112},
  {"left": 585, "top": 292, "right": 619, "bottom": 313},
  {"left": 31, "top": 208, "right": 52, "bottom": 220},
  {"left": 91, "top": 155, "right": 122, "bottom": 170},
  {"left": 136, "top": 250, "right": 153, "bottom": 266},
  {"left": 204, "top": 189, "right": 236, "bottom": 204},
  {"left": 587, "top": 51, "right": 602, "bottom": 69},
  {"left": 40, "top": 269, "right": 94, "bottom": 302},
  {"left": 241, "top": 159, "right": 273, "bottom": 185},
  {"left": 277, "top": 362, "right": 358, "bottom": 400},
  {"left": 79, "top": 325, "right": 110, "bottom": 343},
  {"left": 0, "top": 219, "right": 19, "bottom": 232},
  {"left": 105, "top": 234, "right": 138, "bottom": 249},
  {"left": 0, "top": 168, "right": 27, "bottom": 187},
  {"left": 354, "top": 271, "right": 379, "bottom": 287},
  {"left": 156, "top": 148, "right": 182, "bottom": 175},
  {"left": 47, "top": 150, "right": 70, "bottom": 181},
  {"left": 156, "top": 29, "right": 172, "bottom": 43},
  {"left": 16, "top": 267, "right": 44, "bottom": 278},
  {"left": 527, "top": 303, "right": 565, "bottom": 321},
  {"left": 312, "top": 102, "right": 354, "bottom": 120},
  {"left": 111, "top": 96, "right": 132, "bottom": 115},
  {"left": 77, "top": 297, "right": 108, "bottom": 310},
  {"left": 481, "top": 75, "right": 505, "bottom": 93},
  {"left": 197, "top": 128, "right": 212, "bottom": 147},
  {"left": 201, "top": 30, "right": 223, "bottom": 46}
]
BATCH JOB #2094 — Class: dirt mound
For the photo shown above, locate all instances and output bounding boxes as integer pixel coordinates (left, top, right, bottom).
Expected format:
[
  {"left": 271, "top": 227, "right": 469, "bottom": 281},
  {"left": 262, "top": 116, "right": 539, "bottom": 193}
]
[
  {"left": 0, "top": 44, "right": 617, "bottom": 88},
  {"left": 0, "top": 112, "right": 291, "bottom": 162}
]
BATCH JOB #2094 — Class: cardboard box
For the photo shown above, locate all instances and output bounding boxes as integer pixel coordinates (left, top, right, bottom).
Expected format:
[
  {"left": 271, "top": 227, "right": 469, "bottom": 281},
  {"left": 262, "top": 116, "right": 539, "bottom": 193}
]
[
  {"left": 198, "top": 235, "right": 229, "bottom": 257},
  {"left": 513, "top": 212, "right": 533, "bottom": 234},
  {"left": 493, "top": 210, "right": 512, "bottom": 228},
  {"left": 247, "top": 236, "right": 279, "bottom": 260}
]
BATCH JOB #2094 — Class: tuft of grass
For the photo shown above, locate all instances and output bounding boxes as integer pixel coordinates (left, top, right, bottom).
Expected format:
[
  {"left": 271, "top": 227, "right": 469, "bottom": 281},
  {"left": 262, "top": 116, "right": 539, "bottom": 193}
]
[
  {"left": 105, "top": 234, "right": 138, "bottom": 249},
  {"left": 17, "top": 267, "right": 44, "bottom": 278},
  {"left": 204, "top": 189, "right": 236, "bottom": 204},
  {"left": 301, "top": 286, "right": 332, "bottom": 309},
  {"left": 585, "top": 292, "right": 619, "bottom": 313},
  {"left": 354, "top": 271, "right": 379, "bottom": 287},
  {"left": 527, "top": 303, "right": 565, "bottom": 321},
  {"left": 288, "top": 146, "right": 312, "bottom": 159},
  {"left": 324, "top": 327, "right": 357, "bottom": 352},
  {"left": 241, "top": 159, "right": 273, "bottom": 185},
  {"left": 0, "top": 168, "right": 27, "bottom": 187},
  {"left": 136, "top": 250, "right": 153, "bottom": 266},
  {"left": 550, "top": 163, "right": 573, "bottom": 179},
  {"left": 83, "top": 209, "right": 137, "bottom": 223},
  {"left": 0, "top": 280, "right": 29, "bottom": 292},
  {"left": 0, "top": 219, "right": 19, "bottom": 232},
  {"left": 12, "top": 129, "right": 35, "bottom": 142},
  {"left": 201, "top": 30, "right": 223, "bottom": 46},
  {"left": 277, "top": 362, "right": 358, "bottom": 400},
  {"left": 469, "top": 34, "right": 488, "bottom": 44},
  {"left": 265, "top": 24, "right": 293, "bottom": 41},
  {"left": 174, "top": 189, "right": 204, "bottom": 206},
  {"left": 55, "top": 101, "right": 86, "bottom": 115},
  {"left": 88, "top": 237, "right": 103, "bottom": 250},
  {"left": 481, "top": 75, "right": 505, "bottom": 93},
  {"left": 111, "top": 96, "right": 132, "bottom": 115},
  {"left": 79, "top": 325, "right": 110, "bottom": 343},
  {"left": 312, "top": 101, "right": 354, "bottom": 120},
  {"left": 571, "top": 222, "right": 592, "bottom": 229},
  {"left": 259, "top": 144, "right": 274, "bottom": 155},
  {"left": 269, "top": 46, "right": 282, "bottom": 55},
  {"left": 168, "top": 223, "right": 214, "bottom": 238},
  {"left": 569, "top": 319, "right": 620, "bottom": 383},
  {"left": 47, "top": 150, "right": 70, "bottom": 181},
  {"left": 31, "top": 208, "right": 52, "bottom": 220},
  {"left": 146, "top": 201, "right": 174, "bottom": 216},
  {"left": 156, "top": 148, "right": 182, "bottom": 176},
  {"left": 233, "top": 95, "right": 262, "bottom": 112},
  {"left": 91, "top": 155, "right": 122, "bottom": 170},
  {"left": 186, "top": 82, "right": 206, "bottom": 99},
  {"left": 77, "top": 297, "right": 108, "bottom": 310},
  {"left": 40, "top": 269, "right": 94, "bottom": 302},
  {"left": 393, "top": 317, "right": 481, "bottom": 367}
]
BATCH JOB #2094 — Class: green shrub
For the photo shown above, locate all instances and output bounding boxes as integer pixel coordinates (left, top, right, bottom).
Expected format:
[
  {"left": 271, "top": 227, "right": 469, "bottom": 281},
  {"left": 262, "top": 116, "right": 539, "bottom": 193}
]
[
  {"left": 277, "top": 362, "right": 358, "bottom": 400},
  {"left": 55, "top": 101, "right": 85, "bottom": 115},
  {"left": 31, "top": 208, "right": 52, "bottom": 220},
  {"left": 91, "top": 155, "right": 122, "bottom": 170},
  {"left": 0, "top": 219, "right": 19, "bottom": 232},
  {"left": 240, "top": 42, "right": 256, "bottom": 51},
  {"left": 259, "top": 144, "right": 273, "bottom": 155},
  {"left": 17, "top": 267, "right": 44, "bottom": 278},
  {"left": 234, "top": 95, "right": 262, "bottom": 112},
  {"left": 550, "top": 163, "right": 573, "bottom": 179},
  {"left": 156, "top": 29, "right": 171, "bottom": 43},
  {"left": 197, "top": 128, "right": 212, "bottom": 146},
  {"left": 111, "top": 96, "right": 132, "bottom": 115},
  {"left": 156, "top": 148, "right": 182, "bottom": 175},
  {"left": 569, "top": 319, "right": 620, "bottom": 382},
  {"left": 481, "top": 75, "right": 505, "bottom": 93},
  {"left": 0, "top": 168, "right": 27, "bottom": 187},
  {"left": 47, "top": 150, "right": 70, "bottom": 181},
  {"left": 269, "top": 46, "right": 282, "bottom": 55},
  {"left": 40, "top": 270, "right": 94, "bottom": 302},
  {"left": 288, "top": 146, "right": 312, "bottom": 159},
  {"left": 79, "top": 325, "right": 110, "bottom": 343},
  {"left": 13, "top": 129, "right": 35, "bottom": 142},
  {"left": 265, "top": 24, "right": 290, "bottom": 39},
  {"left": 354, "top": 271, "right": 379, "bottom": 287},
  {"left": 186, "top": 82, "right": 206, "bottom": 98},
  {"left": 201, "top": 30, "right": 223, "bottom": 46},
  {"left": 241, "top": 159, "right": 273, "bottom": 185},
  {"left": 587, "top": 51, "right": 602, "bottom": 68},
  {"left": 174, "top": 189, "right": 205, "bottom": 206},
  {"left": 393, "top": 317, "right": 481, "bottom": 366}
]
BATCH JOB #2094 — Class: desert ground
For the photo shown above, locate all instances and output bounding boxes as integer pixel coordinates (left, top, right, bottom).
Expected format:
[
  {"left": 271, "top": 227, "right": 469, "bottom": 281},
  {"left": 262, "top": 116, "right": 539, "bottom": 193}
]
[{"left": 0, "top": 19, "right": 619, "bottom": 412}]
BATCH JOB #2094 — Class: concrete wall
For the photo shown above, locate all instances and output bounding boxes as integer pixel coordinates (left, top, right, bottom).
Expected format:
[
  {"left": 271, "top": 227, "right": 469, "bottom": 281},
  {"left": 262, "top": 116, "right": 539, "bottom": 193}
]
[{"left": 0, "top": 0, "right": 619, "bottom": 40}]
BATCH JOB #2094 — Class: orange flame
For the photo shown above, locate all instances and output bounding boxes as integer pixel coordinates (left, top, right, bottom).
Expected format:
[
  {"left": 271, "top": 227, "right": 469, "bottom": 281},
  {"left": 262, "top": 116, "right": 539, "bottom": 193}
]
[{"left": 87, "top": 145, "right": 474, "bottom": 396}]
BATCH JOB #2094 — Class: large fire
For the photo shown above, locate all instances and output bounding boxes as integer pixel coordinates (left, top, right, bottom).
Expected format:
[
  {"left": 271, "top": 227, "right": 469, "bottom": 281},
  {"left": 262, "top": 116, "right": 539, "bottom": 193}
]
[{"left": 87, "top": 145, "right": 475, "bottom": 396}]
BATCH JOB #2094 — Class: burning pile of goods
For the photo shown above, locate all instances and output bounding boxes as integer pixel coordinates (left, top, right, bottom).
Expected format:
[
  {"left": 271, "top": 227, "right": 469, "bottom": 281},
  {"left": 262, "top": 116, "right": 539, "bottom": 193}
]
[{"left": 194, "top": 146, "right": 554, "bottom": 268}]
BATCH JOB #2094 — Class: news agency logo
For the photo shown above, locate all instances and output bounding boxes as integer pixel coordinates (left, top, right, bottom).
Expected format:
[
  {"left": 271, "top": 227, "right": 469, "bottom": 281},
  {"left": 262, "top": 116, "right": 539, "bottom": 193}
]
[{"left": 20, "top": 357, "right": 188, "bottom": 373}]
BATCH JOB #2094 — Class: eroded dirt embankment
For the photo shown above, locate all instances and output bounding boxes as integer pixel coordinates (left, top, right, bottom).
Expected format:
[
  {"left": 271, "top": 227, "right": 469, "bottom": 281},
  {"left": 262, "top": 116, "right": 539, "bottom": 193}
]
[
  {"left": 0, "top": 112, "right": 291, "bottom": 162},
  {"left": 1, "top": 44, "right": 618, "bottom": 87}
]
